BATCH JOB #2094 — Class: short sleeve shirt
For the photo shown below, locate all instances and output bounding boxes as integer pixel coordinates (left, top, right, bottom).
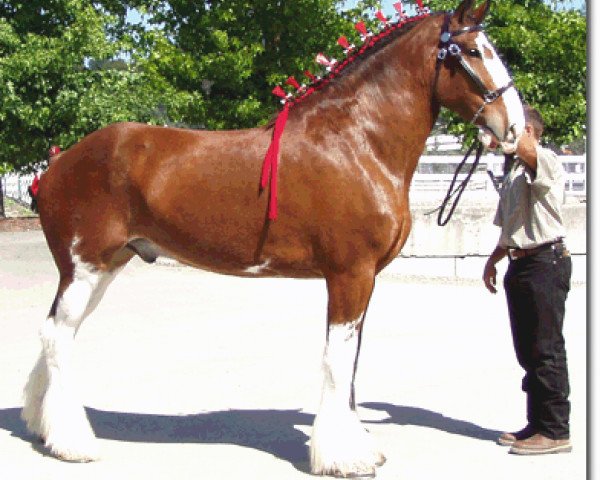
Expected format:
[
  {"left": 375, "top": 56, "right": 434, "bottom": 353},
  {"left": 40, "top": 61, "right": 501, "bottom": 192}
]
[{"left": 494, "top": 147, "right": 566, "bottom": 249}]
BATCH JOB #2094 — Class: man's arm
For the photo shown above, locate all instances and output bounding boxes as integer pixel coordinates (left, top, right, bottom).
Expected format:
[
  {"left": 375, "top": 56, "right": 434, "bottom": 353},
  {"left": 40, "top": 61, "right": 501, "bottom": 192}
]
[{"left": 515, "top": 125, "right": 538, "bottom": 171}]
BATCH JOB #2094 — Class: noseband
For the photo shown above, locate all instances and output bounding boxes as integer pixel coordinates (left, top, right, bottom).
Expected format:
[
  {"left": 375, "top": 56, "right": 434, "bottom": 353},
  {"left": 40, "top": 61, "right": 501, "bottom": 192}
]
[{"left": 435, "top": 13, "right": 514, "bottom": 125}]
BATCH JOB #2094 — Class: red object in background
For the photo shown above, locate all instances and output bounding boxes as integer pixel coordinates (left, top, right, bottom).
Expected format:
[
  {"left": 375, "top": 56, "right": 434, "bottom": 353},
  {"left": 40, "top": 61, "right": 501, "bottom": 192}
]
[
  {"left": 49, "top": 145, "right": 61, "bottom": 156},
  {"left": 31, "top": 174, "right": 40, "bottom": 197}
]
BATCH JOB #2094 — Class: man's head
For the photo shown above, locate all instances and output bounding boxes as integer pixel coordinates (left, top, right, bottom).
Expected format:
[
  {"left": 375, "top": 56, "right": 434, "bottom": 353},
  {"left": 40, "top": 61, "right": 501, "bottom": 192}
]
[{"left": 523, "top": 105, "right": 544, "bottom": 141}]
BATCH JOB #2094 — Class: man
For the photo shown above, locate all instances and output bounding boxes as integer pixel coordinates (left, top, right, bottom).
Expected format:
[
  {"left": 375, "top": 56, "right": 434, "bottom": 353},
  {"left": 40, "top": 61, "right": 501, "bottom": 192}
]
[
  {"left": 483, "top": 105, "right": 572, "bottom": 455},
  {"left": 28, "top": 171, "right": 40, "bottom": 213},
  {"left": 48, "top": 145, "right": 61, "bottom": 165}
]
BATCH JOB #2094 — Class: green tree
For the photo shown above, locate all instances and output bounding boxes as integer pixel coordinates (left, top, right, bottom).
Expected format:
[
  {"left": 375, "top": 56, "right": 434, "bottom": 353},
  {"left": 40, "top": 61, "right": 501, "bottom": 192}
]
[
  {"left": 138, "top": 0, "right": 380, "bottom": 129},
  {"left": 0, "top": 0, "right": 586, "bottom": 174},
  {"left": 0, "top": 0, "right": 198, "bottom": 174}
]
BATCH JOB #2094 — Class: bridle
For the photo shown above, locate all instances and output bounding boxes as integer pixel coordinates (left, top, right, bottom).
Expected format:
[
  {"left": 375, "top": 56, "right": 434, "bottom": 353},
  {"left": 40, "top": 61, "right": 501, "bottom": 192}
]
[
  {"left": 430, "top": 13, "right": 516, "bottom": 226},
  {"left": 435, "top": 13, "right": 514, "bottom": 125}
]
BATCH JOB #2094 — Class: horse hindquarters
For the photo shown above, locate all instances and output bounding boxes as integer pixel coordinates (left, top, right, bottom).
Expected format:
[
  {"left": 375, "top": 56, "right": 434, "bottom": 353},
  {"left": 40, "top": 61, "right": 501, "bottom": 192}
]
[{"left": 310, "top": 268, "right": 386, "bottom": 477}]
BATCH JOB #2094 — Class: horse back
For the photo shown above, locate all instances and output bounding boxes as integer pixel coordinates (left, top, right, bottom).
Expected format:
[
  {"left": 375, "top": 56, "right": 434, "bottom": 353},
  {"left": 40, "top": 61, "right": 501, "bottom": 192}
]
[{"left": 37, "top": 122, "right": 318, "bottom": 274}]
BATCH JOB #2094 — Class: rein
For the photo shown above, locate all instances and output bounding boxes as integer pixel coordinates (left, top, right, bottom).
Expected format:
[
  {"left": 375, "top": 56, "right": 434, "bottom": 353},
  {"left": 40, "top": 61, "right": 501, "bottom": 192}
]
[{"left": 426, "top": 138, "right": 484, "bottom": 226}]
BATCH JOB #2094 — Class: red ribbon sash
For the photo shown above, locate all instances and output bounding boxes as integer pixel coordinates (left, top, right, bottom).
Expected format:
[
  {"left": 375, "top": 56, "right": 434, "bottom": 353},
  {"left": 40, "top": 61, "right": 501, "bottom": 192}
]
[{"left": 261, "top": 103, "right": 290, "bottom": 220}]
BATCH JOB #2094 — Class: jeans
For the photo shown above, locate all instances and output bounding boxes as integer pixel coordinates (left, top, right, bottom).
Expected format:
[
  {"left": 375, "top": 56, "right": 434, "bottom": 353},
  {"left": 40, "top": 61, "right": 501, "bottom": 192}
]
[{"left": 503, "top": 246, "right": 572, "bottom": 439}]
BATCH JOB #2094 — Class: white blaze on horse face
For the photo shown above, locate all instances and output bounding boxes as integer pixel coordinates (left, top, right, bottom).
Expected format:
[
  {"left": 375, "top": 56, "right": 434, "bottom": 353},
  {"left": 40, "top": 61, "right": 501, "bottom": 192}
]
[{"left": 475, "top": 33, "right": 525, "bottom": 140}]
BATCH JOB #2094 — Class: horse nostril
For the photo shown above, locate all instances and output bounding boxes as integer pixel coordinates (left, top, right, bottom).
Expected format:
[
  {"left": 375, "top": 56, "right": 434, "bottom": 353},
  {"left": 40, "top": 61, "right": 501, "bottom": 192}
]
[{"left": 504, "top": 124, "right": 517, "bottom": 143}]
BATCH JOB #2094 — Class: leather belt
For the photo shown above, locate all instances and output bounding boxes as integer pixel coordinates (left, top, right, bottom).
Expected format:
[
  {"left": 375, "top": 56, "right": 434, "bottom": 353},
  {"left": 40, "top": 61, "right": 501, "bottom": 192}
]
[{"left": 508, "top": 240, "right": 567, "bottom": 261}]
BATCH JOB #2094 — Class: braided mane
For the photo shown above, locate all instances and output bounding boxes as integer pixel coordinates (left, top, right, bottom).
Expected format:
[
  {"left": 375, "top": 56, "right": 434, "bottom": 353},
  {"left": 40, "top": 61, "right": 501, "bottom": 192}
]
[{"left": 275, "top": 11, "right": 442, "bottom": 113}]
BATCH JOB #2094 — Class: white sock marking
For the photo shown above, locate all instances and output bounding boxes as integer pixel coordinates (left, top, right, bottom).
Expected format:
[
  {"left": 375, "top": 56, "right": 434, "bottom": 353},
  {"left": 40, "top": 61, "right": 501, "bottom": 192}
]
[{"left": 310, "top": 318, "right": 384, "bottom": 476}]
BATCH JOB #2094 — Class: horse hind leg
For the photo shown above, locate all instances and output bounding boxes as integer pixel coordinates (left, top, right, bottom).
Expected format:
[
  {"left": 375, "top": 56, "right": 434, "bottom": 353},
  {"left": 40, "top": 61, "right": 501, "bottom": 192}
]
[
  {"left": 310, "top": 268, "right": 386, "bottom": 477},
  {"left": 22, "top": 245, "right": 127, "bottom": 462}
]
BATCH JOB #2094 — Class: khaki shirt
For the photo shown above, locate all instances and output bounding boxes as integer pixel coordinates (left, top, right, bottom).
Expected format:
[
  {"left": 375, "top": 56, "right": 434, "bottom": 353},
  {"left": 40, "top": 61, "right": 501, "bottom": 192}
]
[{"left": 494, "top": 147, "right": 566, "bottom": 249}]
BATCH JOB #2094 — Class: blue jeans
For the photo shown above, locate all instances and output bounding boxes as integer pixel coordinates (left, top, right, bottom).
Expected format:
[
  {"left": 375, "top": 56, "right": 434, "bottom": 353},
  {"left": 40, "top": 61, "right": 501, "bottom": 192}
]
[{"left": 503, "top": 245, "right": 572, "bottom": 439}]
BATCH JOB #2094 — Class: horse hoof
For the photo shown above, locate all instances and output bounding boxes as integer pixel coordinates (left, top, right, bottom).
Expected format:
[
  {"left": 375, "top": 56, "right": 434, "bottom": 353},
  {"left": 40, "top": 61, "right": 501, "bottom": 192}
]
[
  {"left": 332, "top": 465, "right": 376, "bottom": 478},
  {"left": 46, "top": 440, "right": 100, "bottom": 463},
  {"left": 52, "top": 449, "right": 100, "bottom": 463},
  {"left": 312, "top": 459, "right": 380, "bottom": 478}
]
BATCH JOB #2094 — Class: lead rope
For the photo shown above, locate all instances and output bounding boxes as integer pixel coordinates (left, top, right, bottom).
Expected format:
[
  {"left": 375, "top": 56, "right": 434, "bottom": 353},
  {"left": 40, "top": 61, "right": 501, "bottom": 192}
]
[{"left": 425, "top": 138, "right": 484, "bottom": 226}]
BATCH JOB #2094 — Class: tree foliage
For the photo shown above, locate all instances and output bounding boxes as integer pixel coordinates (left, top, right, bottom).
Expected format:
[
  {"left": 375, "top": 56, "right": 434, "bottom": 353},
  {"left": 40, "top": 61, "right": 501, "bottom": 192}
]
[
  {"left": 0, "top": 0, "right": 197, "bottom": 172},
  {"left": 136, "top": 0, "right": 382, "bottom": 129},
  {"left": 0, "top": 0, "right": 587, "bottom": 176}
]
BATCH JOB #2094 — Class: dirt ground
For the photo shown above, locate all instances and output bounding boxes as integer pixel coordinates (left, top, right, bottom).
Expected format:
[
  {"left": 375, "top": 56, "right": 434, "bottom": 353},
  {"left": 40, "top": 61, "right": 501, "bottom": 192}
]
[
  {"left": 0, "top": 197, "right": 41, "bottom": 232},
  {"left": 0, "top": 217, "right": 41, "bottom": 232},
  {"left": 0, "top": 229, "right": 587, "bottom": 480}
]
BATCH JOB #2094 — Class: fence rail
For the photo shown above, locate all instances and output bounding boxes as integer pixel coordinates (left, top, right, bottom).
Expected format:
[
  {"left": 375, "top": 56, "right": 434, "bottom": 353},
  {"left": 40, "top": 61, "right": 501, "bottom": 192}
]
[
  {"left": 410, "top": 154, "right": 586, "bottom": 200},
  {"left": 1, "top": 173, "right": 35, "bottom": 206},
  {"left": 2, "top": 154, "right": 586, "bottom": 208}
]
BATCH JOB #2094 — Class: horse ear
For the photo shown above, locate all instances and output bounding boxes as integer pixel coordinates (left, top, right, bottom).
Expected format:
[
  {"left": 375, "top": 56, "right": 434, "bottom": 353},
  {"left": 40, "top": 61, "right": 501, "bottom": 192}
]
[
  {"left": 470, "top": 0, "right": 491, "bottom": 25},
  {"left": 453, "top": 0, "right": 490, "bottom": 25},
  {"left": 454, "top": 0, "right": 475, "bottom": 23}
]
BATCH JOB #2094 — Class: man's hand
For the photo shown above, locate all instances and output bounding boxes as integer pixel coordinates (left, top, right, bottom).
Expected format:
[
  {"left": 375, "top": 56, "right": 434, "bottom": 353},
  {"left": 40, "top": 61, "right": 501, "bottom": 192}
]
[
  {"left": 483, "top": 246, "right": 507, "bottom": 294},
  {"left": 483, "top": 259, "right": 498, "bottom": 294}
]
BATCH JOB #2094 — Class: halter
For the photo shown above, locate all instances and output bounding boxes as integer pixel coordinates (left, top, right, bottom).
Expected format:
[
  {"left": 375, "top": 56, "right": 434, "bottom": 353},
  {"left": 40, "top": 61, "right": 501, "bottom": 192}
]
[{"left": 435, "top": 13, "right": 514, "bottom": 125}]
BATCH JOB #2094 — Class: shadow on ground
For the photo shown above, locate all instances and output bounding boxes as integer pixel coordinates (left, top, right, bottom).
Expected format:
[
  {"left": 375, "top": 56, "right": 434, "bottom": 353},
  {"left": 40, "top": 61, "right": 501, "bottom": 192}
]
[
  {"left": 0, "top": 402, "right": 501, "bottom": 470},
  {"left": 361, "top": 402, "right": 502, "bottom": 441}
]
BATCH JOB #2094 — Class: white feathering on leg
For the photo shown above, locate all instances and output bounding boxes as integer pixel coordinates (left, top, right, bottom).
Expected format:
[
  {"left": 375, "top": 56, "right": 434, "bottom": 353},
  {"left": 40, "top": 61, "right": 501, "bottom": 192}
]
[{"left": 310, "top": 318, "right": 385, "bottom": 477}]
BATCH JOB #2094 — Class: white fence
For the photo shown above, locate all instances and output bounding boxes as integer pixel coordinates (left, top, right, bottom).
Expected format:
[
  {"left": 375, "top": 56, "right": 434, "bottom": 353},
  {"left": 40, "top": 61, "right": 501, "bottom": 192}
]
[
  {"left": 1, "top": 173, "right": 35, "bottom": 206},
  {"left": 410, "top": 154, "right": 586, "bottom": 202},
  {"left": 1, "top": 154, "right": 586, "bottom": 208}
]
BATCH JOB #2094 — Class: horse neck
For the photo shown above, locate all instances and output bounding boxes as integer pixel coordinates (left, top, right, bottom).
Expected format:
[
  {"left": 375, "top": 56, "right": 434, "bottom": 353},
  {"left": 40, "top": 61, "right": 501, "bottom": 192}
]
[{"left": 296, "top": 19, "right": 440, "bottom": 179}]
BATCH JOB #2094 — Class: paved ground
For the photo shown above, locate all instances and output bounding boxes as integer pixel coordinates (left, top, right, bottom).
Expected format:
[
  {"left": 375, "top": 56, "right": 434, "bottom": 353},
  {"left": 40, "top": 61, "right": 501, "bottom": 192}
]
[{"left": 0, "top": 230, "right": 587, "bottom": 480}]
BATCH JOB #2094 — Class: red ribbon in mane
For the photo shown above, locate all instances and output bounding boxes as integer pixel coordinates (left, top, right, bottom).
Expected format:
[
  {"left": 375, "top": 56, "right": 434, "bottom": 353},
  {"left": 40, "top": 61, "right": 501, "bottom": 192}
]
[{"left": 261, "top": 99, "right": 289, "bottom": 220}]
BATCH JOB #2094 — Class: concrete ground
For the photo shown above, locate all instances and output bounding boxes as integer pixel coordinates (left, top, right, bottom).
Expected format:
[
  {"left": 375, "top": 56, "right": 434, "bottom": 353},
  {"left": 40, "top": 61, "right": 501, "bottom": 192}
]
[{"left": 0, "top": 230, "right": 587, "bottom": 480}]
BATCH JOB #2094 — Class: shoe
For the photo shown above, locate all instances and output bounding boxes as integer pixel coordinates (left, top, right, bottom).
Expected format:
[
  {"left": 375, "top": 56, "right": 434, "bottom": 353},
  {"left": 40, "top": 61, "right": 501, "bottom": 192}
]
[
  {"left": 497, "top": 425, "right": 536, "bottom": 446},
  {"left": 509, "top": 433, "right": 572, "bottom": 455}
]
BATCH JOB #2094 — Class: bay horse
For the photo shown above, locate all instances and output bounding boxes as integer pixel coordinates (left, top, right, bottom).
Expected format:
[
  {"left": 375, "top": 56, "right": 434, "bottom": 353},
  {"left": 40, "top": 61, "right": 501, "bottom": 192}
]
[{"left": 23, "top": 0, "right": 524, "bottom": 476}]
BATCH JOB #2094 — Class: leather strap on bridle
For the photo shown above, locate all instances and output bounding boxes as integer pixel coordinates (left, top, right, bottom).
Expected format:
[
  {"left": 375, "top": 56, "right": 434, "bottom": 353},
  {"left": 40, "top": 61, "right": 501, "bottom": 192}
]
[{"left": 435, "top": 13, "right": 514, "bottom": 126}]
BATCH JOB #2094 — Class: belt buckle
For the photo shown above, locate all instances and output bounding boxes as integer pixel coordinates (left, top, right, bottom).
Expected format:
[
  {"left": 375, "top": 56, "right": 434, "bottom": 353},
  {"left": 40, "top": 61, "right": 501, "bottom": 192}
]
[
  {"left": 508, "top": 249, "right": 519, "bottom": 261},
  {"left": 552, "top": 242, "right": 570, "bottom": 258}
]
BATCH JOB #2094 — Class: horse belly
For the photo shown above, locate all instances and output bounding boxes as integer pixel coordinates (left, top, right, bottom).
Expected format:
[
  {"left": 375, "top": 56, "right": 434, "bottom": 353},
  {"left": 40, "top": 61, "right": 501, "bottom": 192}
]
[{"left": 129, "top": 162, "right": 319, "bottom": 277}]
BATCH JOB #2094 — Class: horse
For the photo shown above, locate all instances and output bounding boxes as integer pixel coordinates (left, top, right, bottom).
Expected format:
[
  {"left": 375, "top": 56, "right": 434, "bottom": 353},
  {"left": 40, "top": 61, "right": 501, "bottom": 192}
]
[{"left": 22, "top": 0, "right": 524, "bottom": 476}]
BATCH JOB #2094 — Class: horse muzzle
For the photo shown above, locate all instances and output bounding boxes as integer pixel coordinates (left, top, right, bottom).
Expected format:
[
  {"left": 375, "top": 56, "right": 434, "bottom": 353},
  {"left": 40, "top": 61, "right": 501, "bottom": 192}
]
[
  {"left": 499, "top": 124, "right": 522, "bottom": 154},
  {"left": 479, "top": 122, "right": 522, "bottom": 154}
]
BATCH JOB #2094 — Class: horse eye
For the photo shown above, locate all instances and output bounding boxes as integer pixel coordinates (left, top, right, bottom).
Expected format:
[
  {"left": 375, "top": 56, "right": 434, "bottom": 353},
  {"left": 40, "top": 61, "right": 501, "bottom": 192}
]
[{"left": 468, "top": 48, "right": 482, "bottom": 58}]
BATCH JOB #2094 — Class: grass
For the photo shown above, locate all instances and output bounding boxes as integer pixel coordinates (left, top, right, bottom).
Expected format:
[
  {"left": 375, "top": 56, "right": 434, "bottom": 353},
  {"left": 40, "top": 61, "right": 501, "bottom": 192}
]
[{"left": 1, "top": 196, "right": 38, "bottom": 218}]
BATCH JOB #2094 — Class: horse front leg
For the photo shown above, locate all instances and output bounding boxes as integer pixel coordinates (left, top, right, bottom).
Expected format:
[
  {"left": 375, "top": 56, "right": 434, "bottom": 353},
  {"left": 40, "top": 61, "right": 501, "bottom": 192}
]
[{"left": 310, "top": 269, "right": 385, "bottom": 477}]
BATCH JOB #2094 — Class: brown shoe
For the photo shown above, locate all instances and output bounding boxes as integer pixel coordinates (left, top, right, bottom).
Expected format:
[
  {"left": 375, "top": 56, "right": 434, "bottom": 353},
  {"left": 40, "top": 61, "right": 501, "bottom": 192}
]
[
  {"left": 497, "top": 425, "right": 536, "bottom": 446},
  {"left": 509, "top": 433, "right": 572, "bottom": 455}
]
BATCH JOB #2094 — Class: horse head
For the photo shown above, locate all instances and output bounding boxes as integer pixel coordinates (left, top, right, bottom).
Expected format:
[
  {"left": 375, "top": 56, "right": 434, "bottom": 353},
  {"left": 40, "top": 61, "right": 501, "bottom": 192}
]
[{"left": 432, "top": 0, "right": 524, "bottom": 151}]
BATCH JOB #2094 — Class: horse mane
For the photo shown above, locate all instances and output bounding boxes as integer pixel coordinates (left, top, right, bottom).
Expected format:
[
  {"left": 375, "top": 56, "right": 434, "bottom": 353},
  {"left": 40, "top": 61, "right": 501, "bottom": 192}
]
[{"left": 265, "top": 11, "right": 444, "bottom": 129}]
